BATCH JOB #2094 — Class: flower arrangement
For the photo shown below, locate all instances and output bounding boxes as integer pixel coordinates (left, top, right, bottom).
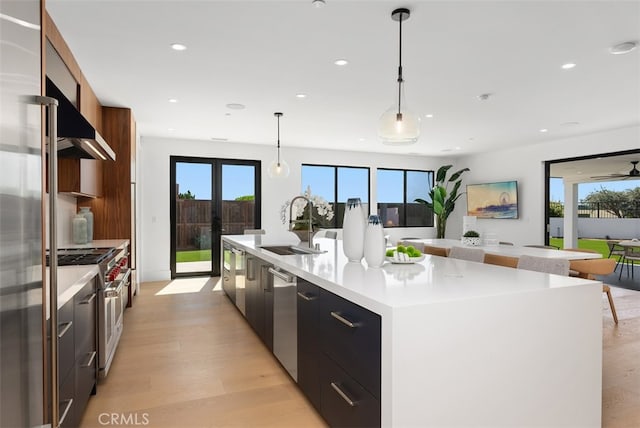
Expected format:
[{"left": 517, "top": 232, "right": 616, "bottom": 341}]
[{"left": 280, "top": 186, "right": 335, "bottom": 230}]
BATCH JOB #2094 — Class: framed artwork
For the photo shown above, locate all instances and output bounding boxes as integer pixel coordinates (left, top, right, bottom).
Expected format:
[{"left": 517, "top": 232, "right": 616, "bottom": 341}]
[{"left": 466, "top": 181, "right": 518, "bottom": 219}]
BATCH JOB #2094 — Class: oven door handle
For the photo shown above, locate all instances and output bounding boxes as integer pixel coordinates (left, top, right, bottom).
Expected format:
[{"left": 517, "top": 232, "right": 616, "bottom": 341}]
[{"left": 105, "top": 281, "right": 124, "bottom": 298}]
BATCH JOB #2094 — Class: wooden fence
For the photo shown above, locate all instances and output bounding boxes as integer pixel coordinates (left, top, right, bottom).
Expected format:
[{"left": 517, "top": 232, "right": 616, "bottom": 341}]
[{"left": 176, "top": 199, "right": 255, "bottom": 250}]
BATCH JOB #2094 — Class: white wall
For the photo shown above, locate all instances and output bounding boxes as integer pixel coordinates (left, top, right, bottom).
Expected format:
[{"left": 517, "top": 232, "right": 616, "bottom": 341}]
[
  {"left": 449, "top": 125, "right": 640, "bottom": 245},
  {"left": 139, "top": 136, "right": 452, "bottom": 281},
  {"left": 550, "top": 217, "right": 640, "bottom": 240}
]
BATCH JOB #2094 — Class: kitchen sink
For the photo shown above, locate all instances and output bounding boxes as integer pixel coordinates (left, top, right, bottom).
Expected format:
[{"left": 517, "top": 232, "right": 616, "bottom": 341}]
[{"left": 260, "top": 245, "right": 325, "bottom": 255}]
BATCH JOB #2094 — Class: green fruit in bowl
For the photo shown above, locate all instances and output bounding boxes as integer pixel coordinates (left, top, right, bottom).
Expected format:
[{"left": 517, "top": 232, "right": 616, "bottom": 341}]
[
  {"left": 396, "top": 245, "right": 406, "bottom": 253},
  {"left": 386, "top": 249, "right": 395, "bottom": 257}
]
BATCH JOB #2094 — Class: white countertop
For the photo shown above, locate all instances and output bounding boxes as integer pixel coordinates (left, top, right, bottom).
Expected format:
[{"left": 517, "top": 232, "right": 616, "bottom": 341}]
[
  {"left": 401, "top": 238, "right": 603, "bottom": 260},
  {"left": 58, "top": 239, "right": 129, "bottom": 250},
  {"left": 223, "top": 235, "right": 599, "bottom": 316},
  {"left": 45, "top": 265, "right": 99, "bottom": 319}
]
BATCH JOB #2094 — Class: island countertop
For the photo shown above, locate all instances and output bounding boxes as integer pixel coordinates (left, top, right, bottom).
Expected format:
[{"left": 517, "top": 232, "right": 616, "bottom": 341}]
[
  {"left": 223, "top": 234, "right": 603, "bottom": 427},
  {"left": 223, "top": 235, "right": 599, "bottom": 316}
]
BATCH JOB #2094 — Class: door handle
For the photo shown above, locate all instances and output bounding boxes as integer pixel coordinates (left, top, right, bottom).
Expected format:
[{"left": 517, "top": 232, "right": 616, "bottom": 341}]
[
  {"left": 296, "top": 291, "right": 316, "bottom": 301},
  {"left": 330, "top": 382, "right": 357, "bottom": 407},
  {"left": 330, "top": 311, "right": 359, "bottom": 328},
  {"left": 57, "top": 321, "right": 73, "bottom": 339}
]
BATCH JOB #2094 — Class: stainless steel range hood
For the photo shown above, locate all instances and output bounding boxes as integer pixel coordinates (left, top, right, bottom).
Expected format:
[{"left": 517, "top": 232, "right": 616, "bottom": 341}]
[{"left": 45, "top": 77, "right": 116, "bottom": 161}]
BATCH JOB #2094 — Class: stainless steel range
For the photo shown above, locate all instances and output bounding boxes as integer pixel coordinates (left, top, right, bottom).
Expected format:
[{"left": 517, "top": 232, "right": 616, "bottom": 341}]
[{"left": 50, "top": 247, "right": 130, "bottom": 378}]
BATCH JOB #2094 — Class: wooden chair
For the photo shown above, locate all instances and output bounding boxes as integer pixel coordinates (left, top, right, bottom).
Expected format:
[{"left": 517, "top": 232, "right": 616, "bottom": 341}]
[
  {"left": 422, "top": 245, "right": 449, "bottom": 257},
  {"left": 448, "top": 246, "right": 485, "bottom": 263},
  {"left": 516, "top": 255, "right": 570, "bottom": 275},
  {"left": 569, "top": 258, "right": 619, "bottom": 324},
  {"left": 606, "top": 240, "right": 625, "bottom": 272},
  {"left": 484, "top": 253, "right": 519, "bottom": 268}
]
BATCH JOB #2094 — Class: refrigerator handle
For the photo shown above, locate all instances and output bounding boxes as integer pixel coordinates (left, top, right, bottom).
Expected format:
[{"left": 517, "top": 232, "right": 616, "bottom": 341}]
[{"left": 34, "top": 95, "right": 59, "bottom": 427}]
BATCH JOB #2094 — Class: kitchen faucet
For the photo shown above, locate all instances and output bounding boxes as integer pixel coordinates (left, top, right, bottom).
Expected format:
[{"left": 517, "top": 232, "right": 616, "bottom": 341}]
[{"left": 289, "top": 195, "right": 314, "bottom": 248}]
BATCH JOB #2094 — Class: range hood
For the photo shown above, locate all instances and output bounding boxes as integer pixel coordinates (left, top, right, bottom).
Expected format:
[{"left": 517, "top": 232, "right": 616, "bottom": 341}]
[{"left": 45, "top": 77, "right": 116, "bottom": 161}]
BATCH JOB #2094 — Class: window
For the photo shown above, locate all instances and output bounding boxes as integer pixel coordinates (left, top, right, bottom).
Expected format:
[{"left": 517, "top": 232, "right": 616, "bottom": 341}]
[
  {"left": 377, "top": 168, "right": 433, "bottom": 227},
  {"left": 301, "top": 164, "right": 370, "bottom": 227}
]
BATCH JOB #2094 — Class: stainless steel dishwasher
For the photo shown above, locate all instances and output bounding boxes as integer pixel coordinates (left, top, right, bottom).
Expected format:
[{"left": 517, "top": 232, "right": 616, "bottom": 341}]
[{"left": 269, "top": 267, "right": 297, "bottom": 381}]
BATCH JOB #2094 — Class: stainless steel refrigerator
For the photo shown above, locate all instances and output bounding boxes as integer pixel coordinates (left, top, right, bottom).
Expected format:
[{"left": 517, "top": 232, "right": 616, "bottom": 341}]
[{"left": 1, "top": 1, "right": 57, "bottom": 426}]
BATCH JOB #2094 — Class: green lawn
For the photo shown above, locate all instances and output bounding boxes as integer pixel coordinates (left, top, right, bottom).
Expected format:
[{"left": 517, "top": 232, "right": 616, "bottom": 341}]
[
  {"left": 549, "top": 238, "right": 617, "bottom": 259},
  {"left": 176, "top": 249, "right": 211, "bottom": 263}
]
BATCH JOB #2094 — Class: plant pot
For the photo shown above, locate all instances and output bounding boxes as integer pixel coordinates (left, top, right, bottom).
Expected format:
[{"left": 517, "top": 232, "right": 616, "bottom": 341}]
[{"left": 462, "top": 237, "right": 481, "bottom": 246}]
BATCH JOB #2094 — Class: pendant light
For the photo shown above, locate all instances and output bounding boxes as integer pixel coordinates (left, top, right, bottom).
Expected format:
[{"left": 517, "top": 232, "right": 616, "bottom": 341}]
[
  {"left": 267, "top": 112, "right": 290, "bottom": 178},
  {"left": 378, "top": 8, "right": 420, "bottom": 145}
]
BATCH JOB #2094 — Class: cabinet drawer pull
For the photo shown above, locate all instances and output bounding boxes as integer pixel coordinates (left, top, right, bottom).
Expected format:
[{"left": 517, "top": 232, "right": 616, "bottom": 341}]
[
  {"left": 296, "top": 291, "right": 316, "bottom": 301},
  {"left": 330, "top": 311, "right": 358, "bottom": 328},
  {"left": 59, "top": 398, "right": 74, "bottom": 425},
  {"left": 57, "top": 321, "right": 73, "bottom": 339},
  {"left": 268, "top": 267, "right": 293, "bottom": 283},
  {"left": 80, "top": 292, "right": 97, "bottom": 304},
  {"left": 330, "top": 382, "right": 357, "bottom": 407},
  {"left": 83, "top": 351, "right": 97, "bottom": 368}
]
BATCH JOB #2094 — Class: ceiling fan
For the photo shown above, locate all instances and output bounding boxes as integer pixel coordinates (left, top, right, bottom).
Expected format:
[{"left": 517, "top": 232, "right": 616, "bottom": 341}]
[{"left": 590, "top": 161, "right": 640, "bottom": 180}]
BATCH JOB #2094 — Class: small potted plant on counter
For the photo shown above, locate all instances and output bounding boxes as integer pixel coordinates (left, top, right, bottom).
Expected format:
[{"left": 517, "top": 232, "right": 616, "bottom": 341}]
[{"left": 462, "top": 230, "right": 481, "bottom": 246}]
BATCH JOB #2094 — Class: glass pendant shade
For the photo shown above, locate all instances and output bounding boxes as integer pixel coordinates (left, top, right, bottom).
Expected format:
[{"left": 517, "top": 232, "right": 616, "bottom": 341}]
[
  {"left": 267, "top": 157, "right": 290, "bottom": 178},
  {"left": 379, "top": 83, "right": 420, "bottom": 145}
]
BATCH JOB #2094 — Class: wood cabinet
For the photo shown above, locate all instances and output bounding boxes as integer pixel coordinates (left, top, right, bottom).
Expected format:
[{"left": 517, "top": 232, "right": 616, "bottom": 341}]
[
  {"left": 57, "top": 277, "right": 97, "bottom": 428},
  {"left": 297, "top": 280, "right": 381, "bottom": 427},
  {"left": 84, "top": 107, "right": 137, "bottom": 307},
  {"left": 58, "top": 158, "right": 103, "bottom": 197}
]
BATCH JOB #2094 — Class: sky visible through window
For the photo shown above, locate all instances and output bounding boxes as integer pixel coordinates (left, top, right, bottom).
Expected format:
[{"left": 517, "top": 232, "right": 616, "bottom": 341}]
[
  {"left": 176, "top": 163, "right": 255, "bottom": 200},
  {"left": 549, "top": 178, "right": 638, "bottom": 201}
]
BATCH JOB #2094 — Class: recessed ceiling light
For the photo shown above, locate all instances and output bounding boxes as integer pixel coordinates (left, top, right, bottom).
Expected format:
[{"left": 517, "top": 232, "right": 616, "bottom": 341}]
[
  {"left": 226, "top": 103, "right": 245, "bottom": 110},
  {"left": 425, "top": 114, "right": 434, "bottom": 118},
  {"left": 358, "top": 137, "right": 365, "bottom": 142},
  {"left": 168, "top": 127, "right": 175, "bottom": 131},
  {"left": 168, "top": 98, "right": 178, "bottom": 103},
  {"left": 540, "top": 128, "right": 548, "bottom": 133},
  {"left": 561, "top": 63, "right": 576, "bottom": 69},
  {"left": 171, "top": 43, "right": 187, "bottom": 51},
  {"left": 296, "top": 93, "right": 307, "bottom": 98},
  {"left": 609, "top": 41, "right": 637, "bottom": 55},
  {"left": 211, "top": 137, "right": 228, "bottom": 142},
  {"left": 477, "top": 93, "right": 491, "bottom": 101},
  {"left": 441, "top": 148, "right": 453, "bottom": 152},
  {"left": 455, "top": 146, "right": 462, "bottom": 150},
  {"left": 225, "top": 113, "right": 231, "bottom": 116},
  {"left": 334, "top": 59, "right": 348, "bottom": 66}
]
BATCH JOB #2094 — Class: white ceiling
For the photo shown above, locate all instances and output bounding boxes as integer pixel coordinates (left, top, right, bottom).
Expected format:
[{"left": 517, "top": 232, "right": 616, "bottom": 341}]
[{"left": 46, "top": 0, "right": 640, "bottom": 159}]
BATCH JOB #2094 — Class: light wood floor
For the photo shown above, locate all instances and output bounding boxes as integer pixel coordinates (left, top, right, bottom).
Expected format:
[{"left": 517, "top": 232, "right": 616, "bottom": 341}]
[{"left": 80, "top": 278, "right": 640, "bottom": 427}]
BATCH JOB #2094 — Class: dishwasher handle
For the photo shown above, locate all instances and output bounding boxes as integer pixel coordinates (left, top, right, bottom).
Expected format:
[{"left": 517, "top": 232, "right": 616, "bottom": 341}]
[{"left": 268, "top": 267, "right": 294, "bottom": 284}]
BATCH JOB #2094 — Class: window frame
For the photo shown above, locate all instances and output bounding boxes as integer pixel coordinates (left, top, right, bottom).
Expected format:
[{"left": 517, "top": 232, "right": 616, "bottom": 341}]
[
  {"left": 301, "top": 163, "right": 371, "bottom": 228},
  {"left": 376, "top": 167, "right": 434, "bottom": 228}
]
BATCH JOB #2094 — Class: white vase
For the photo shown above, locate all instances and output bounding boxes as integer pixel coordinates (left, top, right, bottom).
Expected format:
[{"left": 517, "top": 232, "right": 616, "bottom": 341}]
[
  {"left": 364, "top": 215, "right": 385, "bottom": 268},
  {"left": 79, "top": 206, "right": 93, "bottom": 242},
  {"left": 72, "top": 214, "right": 88, "bottom": 244},
  {"left": 342, "top": 198, "right": 365, "bottom": 262}
]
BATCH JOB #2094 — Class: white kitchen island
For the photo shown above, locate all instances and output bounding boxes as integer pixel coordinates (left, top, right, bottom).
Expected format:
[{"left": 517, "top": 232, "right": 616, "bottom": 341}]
[{"left": 223, "top": 235, "right": 603, "bottom": 427}]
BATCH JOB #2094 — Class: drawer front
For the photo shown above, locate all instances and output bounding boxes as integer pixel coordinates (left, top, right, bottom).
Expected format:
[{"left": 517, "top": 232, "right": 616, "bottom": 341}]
[
  {"left": 75, "top": 350, "right": 97, "bottom": 424},
  {"left": 74, "top": 280, "right": 96, "bottom": 361},
  {"left": 319, "top": 289, "right": 381, "bottom": 398},
  {"left": 320, "top": 353, "right": 380, "bottom": 428},
  {"left": 59, "top": 367, "right": 76, "bottom": 428},
  {"left": 58, "top": 300, "right": 75, "bottom": 381}
]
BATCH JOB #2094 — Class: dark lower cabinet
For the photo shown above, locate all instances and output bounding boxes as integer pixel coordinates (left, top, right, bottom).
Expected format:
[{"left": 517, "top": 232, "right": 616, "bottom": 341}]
[
  {"left": 297, "top": 279, "right": 321, "bottom": 411},
  {"left": 58, "top": 277, "right": 97, "bottom": 427},
  {"left": 244, "top": 254, "right": 273, "bottom": 349},
  {"left": 297, "top": 279, "right": 381, "bottom": 427},
  {"left": 320, "top": 353, "right": 380, "bottom": 428}
]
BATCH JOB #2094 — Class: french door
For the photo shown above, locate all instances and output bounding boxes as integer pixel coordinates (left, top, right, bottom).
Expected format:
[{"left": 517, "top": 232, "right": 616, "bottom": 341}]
[{"left": 170, "top": 156, "right": 261, "bottom": 278}]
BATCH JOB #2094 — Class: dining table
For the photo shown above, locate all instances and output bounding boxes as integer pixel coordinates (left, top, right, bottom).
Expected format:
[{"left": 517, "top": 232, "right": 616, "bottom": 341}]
[{"left": 399, "top": 238, "right": 603, "bottom": 260}]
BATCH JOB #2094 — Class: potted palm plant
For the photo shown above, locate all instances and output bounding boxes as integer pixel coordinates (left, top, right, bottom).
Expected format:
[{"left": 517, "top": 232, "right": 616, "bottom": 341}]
[{"left": 416, "top": 164, "right": 470, "bottom": 239}]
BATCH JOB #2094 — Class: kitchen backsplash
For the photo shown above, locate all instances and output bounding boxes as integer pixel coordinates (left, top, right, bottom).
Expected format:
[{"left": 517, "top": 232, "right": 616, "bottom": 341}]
[{"left": 44, "top": 193, "right": 77, "bottom": 248}]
